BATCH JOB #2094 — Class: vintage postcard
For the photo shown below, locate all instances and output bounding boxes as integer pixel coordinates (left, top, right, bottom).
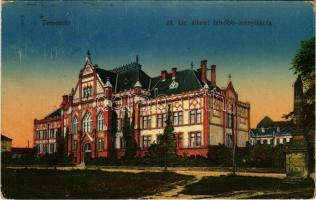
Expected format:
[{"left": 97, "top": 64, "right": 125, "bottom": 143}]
[{"left": 1, "top": 1, "right": 315, "bottom": 199}]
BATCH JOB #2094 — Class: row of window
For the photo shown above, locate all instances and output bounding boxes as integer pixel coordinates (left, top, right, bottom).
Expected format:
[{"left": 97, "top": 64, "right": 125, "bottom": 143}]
[
  {"left": 72, "top": 112, "right": 105, "bottom": 134},
  {"left": 71, "top": 139, "right": 105, "bottom": 151},
  {"left": 139, "top": 132, "right": 202, "bottom": 149},
  {"left": 83, "top": 86, "right": 93, "bottom": 98},
  {"left": 35, "top": 129, "right": 58, "bottom": 140},
  {"left": 37, "top": 143, "right": 57, "bottom": 154},
  {"left": 251, "top": 137, "right": 291, "bottom": 145},
  {"left": 71, "top": 110, "right": 203, "bottom": 134},
  {"left": 140, "top": 109, "right": 201, "bottom": 130}
]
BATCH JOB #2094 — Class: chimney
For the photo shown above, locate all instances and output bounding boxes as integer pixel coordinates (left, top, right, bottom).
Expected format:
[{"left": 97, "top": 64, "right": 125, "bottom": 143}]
[
  {"left": 210, "top": 64, "right": 216, "bottom": 85},
  {"left": 161, "top": 70, "right": 167, "bottom": 81},
  {"left": 68, "top": 95, "right": 73, "bottom": 105},
  {"left": 200, "top": 60, "right": 207, "bottom": 83},
  {"left": 171, "top": 67, "right": 177, "bottom": 79},
  {"left": 61, "top": 95, "right": 69, "bottom": 106}
]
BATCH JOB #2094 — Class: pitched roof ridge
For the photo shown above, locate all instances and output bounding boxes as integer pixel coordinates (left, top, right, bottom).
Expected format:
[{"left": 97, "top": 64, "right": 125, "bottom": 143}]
[
  {"left": 148, "top": 77, "right": 152, "bottom": 90},
  {"left": 111, "top": 62, "right": 141, "bottom": 73},
  {"left": 115, "top": 73, "right": 118, "bottom": 93},
  {"left": 45, "top": 107, "right": 61, "bottom": 119},
  {"left": 191, "top": 69, "right": 203, "bottom": 88},
  {"left": 150, "top": 79, "right": 161, "bottom": 91}
]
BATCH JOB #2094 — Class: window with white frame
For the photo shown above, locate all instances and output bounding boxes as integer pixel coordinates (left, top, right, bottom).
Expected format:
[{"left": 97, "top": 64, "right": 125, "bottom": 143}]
[
  {"left": 72, "top": 116, "right": 78, "bottom": 134},
  {"left": 97, "top": 138, "right": 104, "bottom": 151},
  {"left": 157, "top": 114, "right": 163, "bottom": 128},
  {"left": 227, "top": 113, "right": 233, "bottom": 128},
  {"left": 189, "top": 132, "right": 201, "bottom": 148},
  {"left": 196, "top": 109, "right": 201, "bottom": 124},
  {"left": 54, "top": 129, "right": 58, "bottom": 138},
  {"left": 83, "top": 86, "right": 93, "bottom": 98},
  {"left": 143, "top": 135, "right": 151, "bottom": 148},
  {"left": 82, "top": 112, "right": 92, "bottom": 133},
  {"left": 189, "top": 109, "right": 201, "bottom": 124},
  {"left": 97, "top": 112, "right": 104, "bottom": 131},
  {"left": 49, "top": 143, "right": 54, "bottom": 153},
  {"left": 43, "top": 144, "right": 48, "bottom": 152},
  {"left": 72, "top": 140, "right": 78, "bottom": 151},
  {"left": 163, "top": 113, "right": 167, "bottom": 127},
  {"left": 142, "top": 116, "right": 151, "bottom": 129},
  {"left": 173, "top": 111, "right": 183, "bottom": 126}
]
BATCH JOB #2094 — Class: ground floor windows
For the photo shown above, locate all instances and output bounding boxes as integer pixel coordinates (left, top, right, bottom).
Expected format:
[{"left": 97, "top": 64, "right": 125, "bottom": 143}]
[
  {"left": 97, "top": 138, "right": 104, "bottom": 151},
  {"left": 142, "top": 135, "right": 151, "bottom": 148},
  {"left": 72, "top": 140, "right": 78, "bottom": 151},
  {"left": 189, "top": 132, "right": 201, "bottom": 148},
  {"left": 119, "top": 137, "right": 126, "bottom": 149},
  {"left": 37, "top": 143, "right": 56, "bottom": 154},
  {"left": 48, "top": 143, "right": 54, "bottom": 153}
]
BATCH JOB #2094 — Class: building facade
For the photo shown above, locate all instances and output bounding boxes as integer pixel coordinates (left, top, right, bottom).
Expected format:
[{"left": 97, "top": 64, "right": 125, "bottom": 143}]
[
  {"left": 34, "top": 109, "right": 61, "bottom": 156},
  {"left": 34, "top": 52, "right": 250, "bottom": 164},
  {"left": 1, "top": 134, "right": 12, "bottom": 152},
  {"left": 249, "top": 116, "right": 293, "bottom": 146}
]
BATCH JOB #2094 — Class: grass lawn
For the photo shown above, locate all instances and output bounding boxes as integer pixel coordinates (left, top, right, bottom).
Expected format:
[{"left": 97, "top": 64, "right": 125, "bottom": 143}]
[
  {"left": 2, "top": 168, "right": 193, "bottom": 199},
  {"left": 182, "top": 175, "right": 315, "bottom": 199}
]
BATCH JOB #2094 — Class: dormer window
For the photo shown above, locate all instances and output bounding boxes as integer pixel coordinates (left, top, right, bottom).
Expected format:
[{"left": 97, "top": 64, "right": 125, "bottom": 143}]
[
  {"left": 123, "top": 78, "right": 129, "bottom": 85},
  {"left": 169, "top": 80, "right": 179, "bottom": 89}
]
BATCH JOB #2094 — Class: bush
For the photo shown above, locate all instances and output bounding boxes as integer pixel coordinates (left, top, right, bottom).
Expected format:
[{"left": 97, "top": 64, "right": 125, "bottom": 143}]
[{"left": 249, "top": 144, "right": 273, "bottom": 167}]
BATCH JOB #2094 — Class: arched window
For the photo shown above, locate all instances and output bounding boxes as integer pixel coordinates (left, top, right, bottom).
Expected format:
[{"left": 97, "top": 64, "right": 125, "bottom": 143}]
[
  {"left": 82, "top": 112, "right": 92, "bottom": 134},
  {"left": 72, "top": 116, "right": 78, "bottom": 134},
  {"left": 97, "top": 112, "right": 104, "bottom": 131}
]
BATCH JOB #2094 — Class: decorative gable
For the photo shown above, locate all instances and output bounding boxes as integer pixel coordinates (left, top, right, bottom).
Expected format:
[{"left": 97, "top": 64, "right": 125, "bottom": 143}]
[
  {"left": 83, "top": 64, "right": 94, "bottom": 76},
  {"left": 73, "top": 85, "right": 79, "bottom": 100}
]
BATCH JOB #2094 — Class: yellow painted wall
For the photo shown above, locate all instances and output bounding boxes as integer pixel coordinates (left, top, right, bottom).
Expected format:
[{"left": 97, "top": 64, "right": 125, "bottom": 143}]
[{"left": 209, "top": 125, "right": 223, "bottom": 145}]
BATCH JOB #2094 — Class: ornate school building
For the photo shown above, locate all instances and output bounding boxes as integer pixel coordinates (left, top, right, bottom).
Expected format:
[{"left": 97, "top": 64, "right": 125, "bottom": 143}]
[{"left": 34, "top": 52, "right": 250, "bottom": 164}]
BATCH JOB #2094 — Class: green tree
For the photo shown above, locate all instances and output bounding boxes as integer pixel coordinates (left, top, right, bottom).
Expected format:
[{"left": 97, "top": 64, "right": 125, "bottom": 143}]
[
  {"left": 122, "top": 109, "right": 136, "bottom": 159},
  {"left": 273, "top": 144, "right": 285, "bottom": 168},
  {"left": 291, "top": 37, "right": 315, "bottom": 129},
  {"left": 129, "top": 110, "right": 137, "bottom": 157},
  {"left": 111, "top": 110, "right": 118, "bottom": 158},
  {"left": 214, "top": 144, "right": 232, "bottom": 167},
  {"left": 161, "top": 105, "right": 176, "bottom": 171},
  {"left": 56, "top": 129, "right": 68, "bottom": 164},
  {"left": 291, "top": 37, "right": 315, "bottom": 171},
  {"left": 249, "top": 144, "right": 273, "bottom": 167}
]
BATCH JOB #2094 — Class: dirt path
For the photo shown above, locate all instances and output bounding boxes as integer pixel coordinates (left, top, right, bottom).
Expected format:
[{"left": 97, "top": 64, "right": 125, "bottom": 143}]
[{"left": 143, "top": 169, "right": 286, "bottom": 199}]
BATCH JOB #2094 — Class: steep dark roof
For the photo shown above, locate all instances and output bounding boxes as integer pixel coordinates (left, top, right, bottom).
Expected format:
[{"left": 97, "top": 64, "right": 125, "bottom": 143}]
[
  {"left": 253, "top": 116, "right": 293, "bottom": 137},
  {"left": 115, "top": 67, "right": 150, "bottom": 92},
  {"left": 256, "top": 116, "right": 274, "bottom": 128},
  {"left": 149, "top": 69, "right": 220, "bottom": 98},
  {"left": 45, "top": 108, "right": 61, "bottom": 119},
  {"left": 1, "top": 134, "right": 12, "bottom": 141},
  {"left": 256, "top": 116, "right": 292, "bottom": 129},
  {"left": 96, "top": 61, "right": 221, "bottom": 97},
  {"left": 95, "top": 68, "right": 117, "bottom": 91},
  {"left": 250, "top": 126, "right": 293, "bottom": 137}
]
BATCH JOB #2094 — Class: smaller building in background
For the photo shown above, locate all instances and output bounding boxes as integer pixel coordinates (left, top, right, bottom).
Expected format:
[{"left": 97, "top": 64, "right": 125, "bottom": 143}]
[
  {"left": 11, "top": 147, "right": 33, "bottom": 159},
  {"left": 1, "top": 134, "right": 12, "bottom": 152},
  {"left": 249, "top": 116, "right": 293, "bottom": 146},
  {"left": 34, "top": 108, "right": 62, "bottom": 156}
]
